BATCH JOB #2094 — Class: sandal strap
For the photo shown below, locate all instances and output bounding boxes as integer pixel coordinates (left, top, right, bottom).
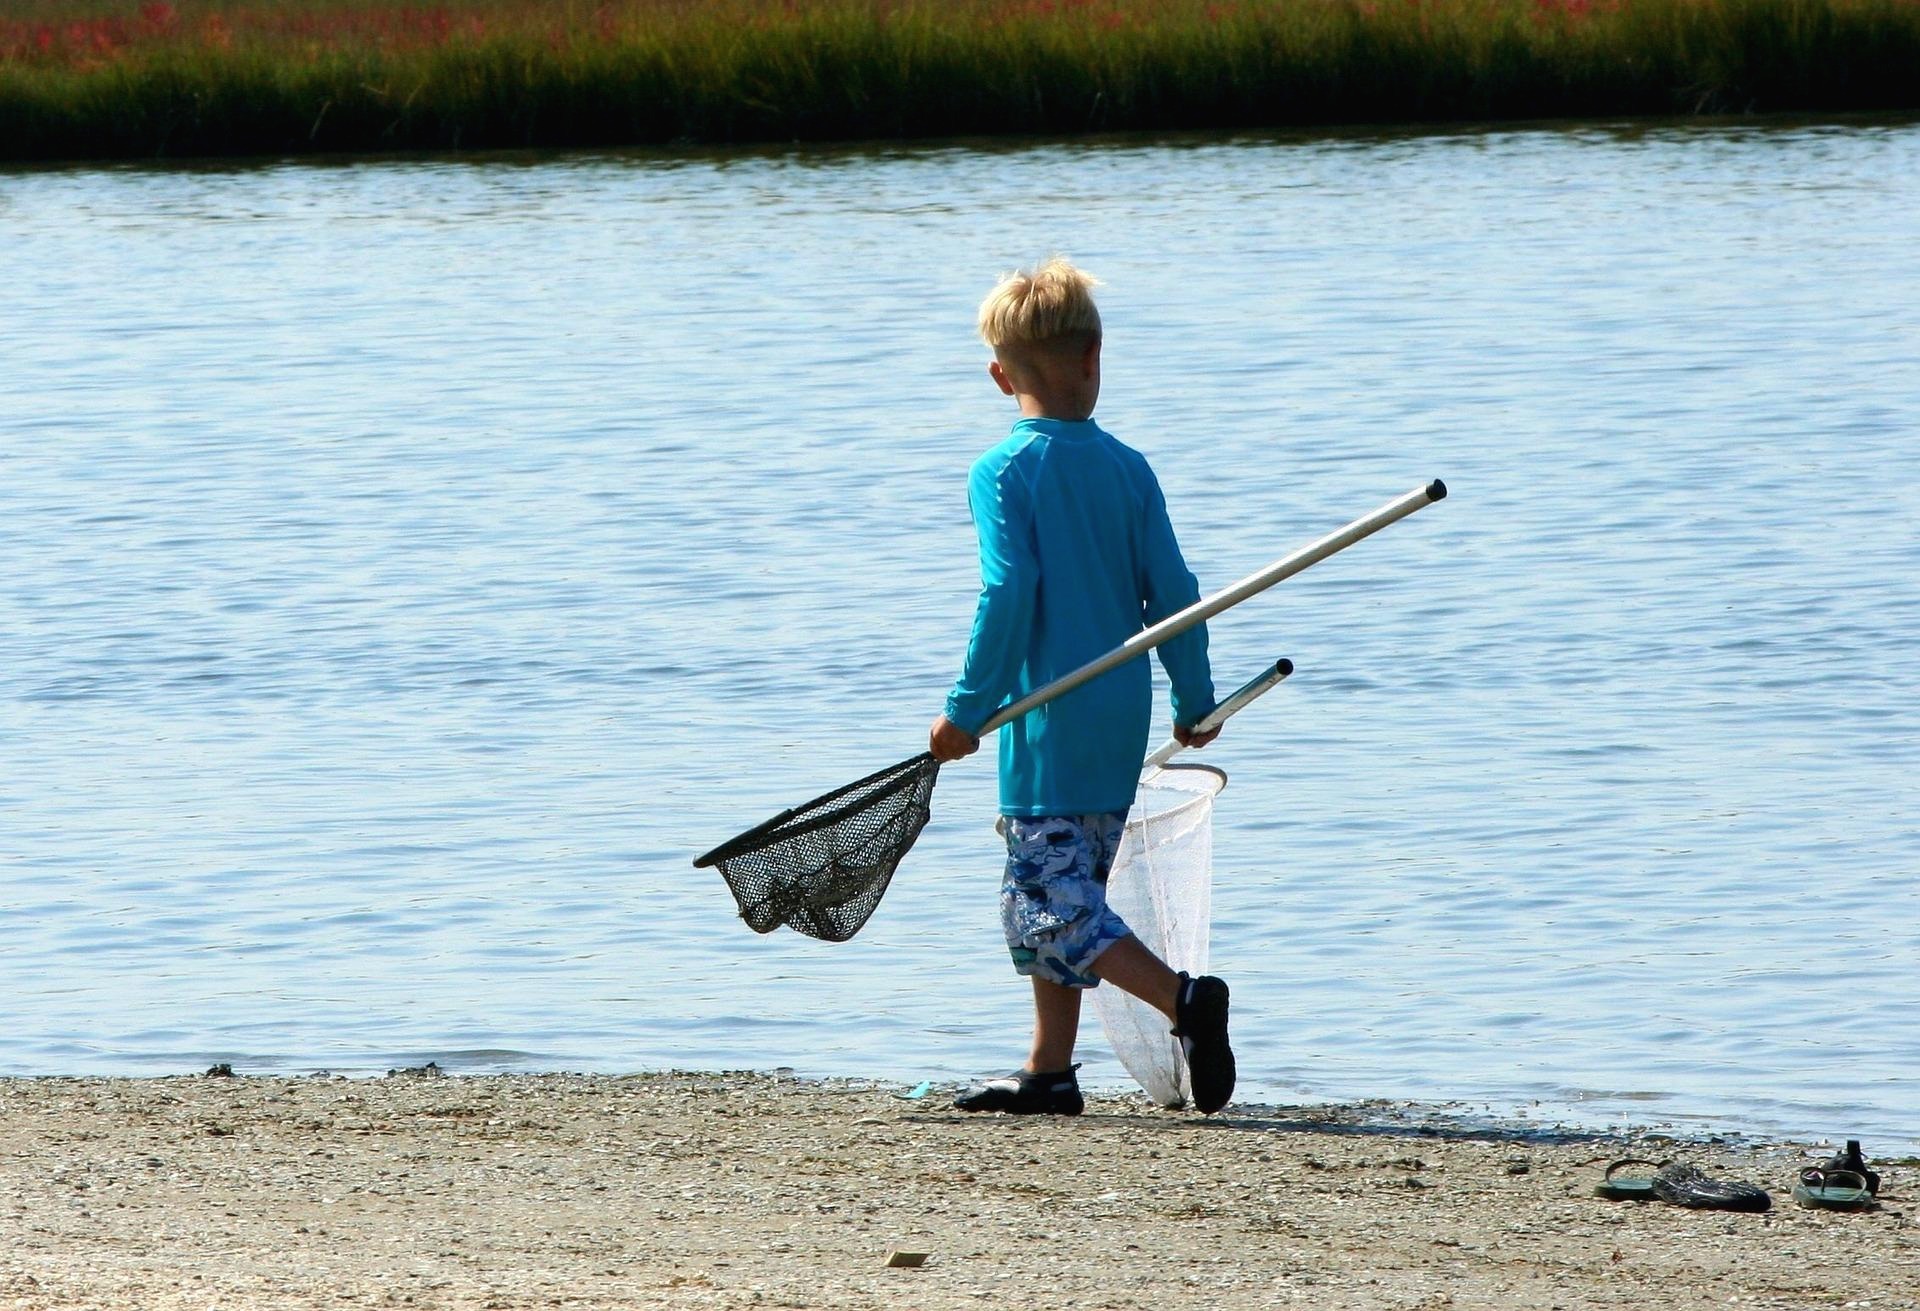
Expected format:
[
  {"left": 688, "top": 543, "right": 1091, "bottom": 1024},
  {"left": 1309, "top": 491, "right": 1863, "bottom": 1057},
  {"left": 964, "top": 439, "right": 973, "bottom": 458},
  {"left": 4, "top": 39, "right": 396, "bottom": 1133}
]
[
  {"left": 1804, "top": 1168, "right": 1869, "bottom": 1190},
  {"left": 1604, "top": 1157, "right": 1664, "bottom": 1181}
]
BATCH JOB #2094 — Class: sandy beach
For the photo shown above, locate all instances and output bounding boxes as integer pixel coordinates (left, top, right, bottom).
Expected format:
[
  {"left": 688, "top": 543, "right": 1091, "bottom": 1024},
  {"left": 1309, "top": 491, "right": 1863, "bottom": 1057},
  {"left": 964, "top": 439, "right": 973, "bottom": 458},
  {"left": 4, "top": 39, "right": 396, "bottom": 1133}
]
[{"left": 2, "top": 1070, "right": 1914, "bottom": 1310}]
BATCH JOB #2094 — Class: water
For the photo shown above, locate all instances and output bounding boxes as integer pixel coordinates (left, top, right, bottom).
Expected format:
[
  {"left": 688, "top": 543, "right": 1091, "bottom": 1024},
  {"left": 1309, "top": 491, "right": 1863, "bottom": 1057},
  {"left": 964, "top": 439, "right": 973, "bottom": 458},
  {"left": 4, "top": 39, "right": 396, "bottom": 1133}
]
[{"left": 4, "top": 119, "right": 1917, "bottom": 1151}]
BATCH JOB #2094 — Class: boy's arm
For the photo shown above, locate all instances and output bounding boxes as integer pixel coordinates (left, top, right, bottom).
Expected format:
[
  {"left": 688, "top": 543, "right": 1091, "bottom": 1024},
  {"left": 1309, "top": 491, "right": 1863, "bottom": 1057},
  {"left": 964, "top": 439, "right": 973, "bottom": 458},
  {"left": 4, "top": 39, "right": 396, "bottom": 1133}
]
[
  {"left": 941, "top": 456, "right": 1038, "bottom": 738},
  {"left": 1140, "top": 476, "right": 1216, "bottom": 728}
]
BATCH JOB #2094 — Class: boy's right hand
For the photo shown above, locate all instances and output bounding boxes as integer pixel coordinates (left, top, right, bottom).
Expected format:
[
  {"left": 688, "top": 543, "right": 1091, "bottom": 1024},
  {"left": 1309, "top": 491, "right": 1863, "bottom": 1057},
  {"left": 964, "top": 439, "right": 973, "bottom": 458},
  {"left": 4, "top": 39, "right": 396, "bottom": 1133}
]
[
  {"left": 1174, "top": 722, "right": 1222, "bottom": 750},
  {"left": 929, "top": 715, "right": 980, "bottom": 762}
]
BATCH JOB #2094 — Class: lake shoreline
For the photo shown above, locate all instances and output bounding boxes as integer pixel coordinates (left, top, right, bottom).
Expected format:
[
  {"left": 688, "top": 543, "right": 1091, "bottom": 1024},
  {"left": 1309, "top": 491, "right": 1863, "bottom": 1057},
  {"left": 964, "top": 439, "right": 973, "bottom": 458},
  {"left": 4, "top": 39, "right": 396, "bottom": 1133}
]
[
  {"left": 6, "top": 107, "right": 1920, "bottom": 176},
  {"left": 4, "top": 1070, "right": 1910, "bottom": 1309}
]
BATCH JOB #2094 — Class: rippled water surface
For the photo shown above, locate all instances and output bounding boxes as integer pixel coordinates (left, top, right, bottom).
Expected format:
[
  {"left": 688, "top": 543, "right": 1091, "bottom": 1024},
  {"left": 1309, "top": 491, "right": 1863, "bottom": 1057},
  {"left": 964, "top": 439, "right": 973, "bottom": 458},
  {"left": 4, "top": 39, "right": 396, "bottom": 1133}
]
[{"left": 5, "top": 120, "right": 1917, "bottom": 1150}]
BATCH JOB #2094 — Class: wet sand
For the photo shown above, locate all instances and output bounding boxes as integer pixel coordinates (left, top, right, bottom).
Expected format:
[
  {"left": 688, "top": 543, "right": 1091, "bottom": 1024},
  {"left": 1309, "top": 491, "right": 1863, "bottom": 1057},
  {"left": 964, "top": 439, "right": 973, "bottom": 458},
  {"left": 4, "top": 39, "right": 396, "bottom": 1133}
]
[{"left": 2, "top": 1071, "right": 1913, "bottom": 1309}]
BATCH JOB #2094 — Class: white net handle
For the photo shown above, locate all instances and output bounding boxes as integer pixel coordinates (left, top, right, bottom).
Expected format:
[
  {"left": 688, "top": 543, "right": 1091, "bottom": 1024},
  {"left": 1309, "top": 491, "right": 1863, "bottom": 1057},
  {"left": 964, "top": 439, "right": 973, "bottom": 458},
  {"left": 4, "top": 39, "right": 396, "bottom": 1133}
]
[{"left": 1142, "top": 658, "right": 1293, "bottom": 773}]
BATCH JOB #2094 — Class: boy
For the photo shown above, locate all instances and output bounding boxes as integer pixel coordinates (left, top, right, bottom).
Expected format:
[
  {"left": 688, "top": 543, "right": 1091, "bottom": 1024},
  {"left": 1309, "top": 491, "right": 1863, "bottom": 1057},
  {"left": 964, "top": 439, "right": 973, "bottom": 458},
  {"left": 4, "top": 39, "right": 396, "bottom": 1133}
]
[{"left": 929, "top": 258, "right": 1236, "bottom": 1116}]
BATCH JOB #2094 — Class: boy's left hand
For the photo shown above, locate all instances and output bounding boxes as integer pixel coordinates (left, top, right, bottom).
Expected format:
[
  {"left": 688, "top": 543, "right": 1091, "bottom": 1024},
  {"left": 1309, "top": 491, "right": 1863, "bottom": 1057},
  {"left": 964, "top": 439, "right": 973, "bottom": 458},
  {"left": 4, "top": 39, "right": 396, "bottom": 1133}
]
[{"left": 929, "top": 715, "right": 980, "bottom": 762}]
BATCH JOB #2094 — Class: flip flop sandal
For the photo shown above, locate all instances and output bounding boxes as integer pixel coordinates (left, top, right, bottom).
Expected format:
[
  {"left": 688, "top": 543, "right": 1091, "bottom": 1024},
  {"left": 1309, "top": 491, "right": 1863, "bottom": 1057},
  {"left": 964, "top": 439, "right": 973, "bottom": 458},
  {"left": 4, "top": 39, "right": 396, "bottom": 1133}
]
[
  {"left": 1794, "top": 1168, "right": 1875, "bottom": 1212},
  {"left": 1815, "top": 1140, "right": 1882, "bottom": 1196},
  {"left": 1595, "top": 1158, "right": 1666, "bottom": 1201},
  {"left": 1650, "top": 1162, "right": 1773, "bottom": 1212}
]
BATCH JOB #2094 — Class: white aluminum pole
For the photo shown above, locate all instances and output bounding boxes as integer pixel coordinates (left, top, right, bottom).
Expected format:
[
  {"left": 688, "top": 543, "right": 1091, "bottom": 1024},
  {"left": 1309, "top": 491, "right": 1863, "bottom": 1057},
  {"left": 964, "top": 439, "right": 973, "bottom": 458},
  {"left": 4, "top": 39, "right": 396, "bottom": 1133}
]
[
  {"left": 1141, "top": 657, "right": 1293, "bottom": 772},
  {"left": 977, "top": 479, "right": 1445, "bottom": 737}
]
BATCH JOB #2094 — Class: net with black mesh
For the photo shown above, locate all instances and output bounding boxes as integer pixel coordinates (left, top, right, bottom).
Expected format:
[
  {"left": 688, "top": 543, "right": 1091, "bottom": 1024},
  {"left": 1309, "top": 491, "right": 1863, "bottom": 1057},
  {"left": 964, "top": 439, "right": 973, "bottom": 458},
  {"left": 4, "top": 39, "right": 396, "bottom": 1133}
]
[{"left": 694, "top": 752, "right": 941, "bottom": 942}]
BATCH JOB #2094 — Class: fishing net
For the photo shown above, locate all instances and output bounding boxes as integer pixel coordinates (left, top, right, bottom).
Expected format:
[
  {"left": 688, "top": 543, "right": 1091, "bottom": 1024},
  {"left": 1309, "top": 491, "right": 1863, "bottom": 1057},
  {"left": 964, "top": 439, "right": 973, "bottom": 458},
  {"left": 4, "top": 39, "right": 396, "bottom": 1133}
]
[
  {"left": 694, "top": 752, "right": 941, "bottom": 942},
  {"left": 1091, "top": 763, "right": 1226, "bottom": 1108}
]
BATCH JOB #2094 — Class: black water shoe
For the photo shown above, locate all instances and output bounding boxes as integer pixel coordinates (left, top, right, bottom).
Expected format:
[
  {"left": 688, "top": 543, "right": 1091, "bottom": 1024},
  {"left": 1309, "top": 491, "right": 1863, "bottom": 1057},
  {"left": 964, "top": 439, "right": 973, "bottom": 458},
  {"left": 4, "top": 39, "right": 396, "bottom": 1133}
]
[
  {"left": 1649, "top": 1163, "right": 1772, "bottom": 1212},
  {"left": 1173, "top": 973, "right": 1236, "bottom": 1114},
  {"left": 1816, "top": 1140, "right": 1881, "bottom": 1195},
  {"left": 953, "top": 1065, "right": 1084, "bottom": 1116}
]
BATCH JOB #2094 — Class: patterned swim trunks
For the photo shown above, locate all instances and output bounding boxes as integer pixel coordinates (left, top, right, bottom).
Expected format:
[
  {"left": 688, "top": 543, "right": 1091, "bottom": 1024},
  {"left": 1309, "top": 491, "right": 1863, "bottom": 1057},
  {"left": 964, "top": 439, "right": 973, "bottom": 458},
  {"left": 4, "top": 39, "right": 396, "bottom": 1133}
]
[{"left": 1000, "top": 811, "right": 1132, "bottom": 989}]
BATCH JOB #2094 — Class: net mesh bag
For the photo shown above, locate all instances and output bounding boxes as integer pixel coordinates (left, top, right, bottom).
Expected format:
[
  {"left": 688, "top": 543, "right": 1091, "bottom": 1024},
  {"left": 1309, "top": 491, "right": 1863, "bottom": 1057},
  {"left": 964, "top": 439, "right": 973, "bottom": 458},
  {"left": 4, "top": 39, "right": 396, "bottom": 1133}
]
[
  {"left": 694, "top": 752, "right": 941, "bottom": 942},
  {"left": 1090, "top": 763, "right": 1225, "bottom": 1108}
]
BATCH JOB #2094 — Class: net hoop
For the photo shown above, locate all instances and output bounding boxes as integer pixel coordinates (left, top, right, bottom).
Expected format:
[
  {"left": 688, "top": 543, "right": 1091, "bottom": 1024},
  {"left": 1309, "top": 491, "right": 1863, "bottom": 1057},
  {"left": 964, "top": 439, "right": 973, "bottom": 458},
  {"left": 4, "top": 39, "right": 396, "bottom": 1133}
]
[
  {"left": 1130, "top": 763, "right": 1225, "bottom": 821},
  {"left": 694, "top": 752, "right": 939, "bottom": 870}
]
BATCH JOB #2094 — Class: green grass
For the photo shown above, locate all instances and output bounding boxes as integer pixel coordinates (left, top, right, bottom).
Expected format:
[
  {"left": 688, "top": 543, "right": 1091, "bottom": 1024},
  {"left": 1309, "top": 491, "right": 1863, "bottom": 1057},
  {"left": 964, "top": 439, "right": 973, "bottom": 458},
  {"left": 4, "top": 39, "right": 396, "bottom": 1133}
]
[{"left": 2, "top": 0, "right": 1917, "bottom": 161}]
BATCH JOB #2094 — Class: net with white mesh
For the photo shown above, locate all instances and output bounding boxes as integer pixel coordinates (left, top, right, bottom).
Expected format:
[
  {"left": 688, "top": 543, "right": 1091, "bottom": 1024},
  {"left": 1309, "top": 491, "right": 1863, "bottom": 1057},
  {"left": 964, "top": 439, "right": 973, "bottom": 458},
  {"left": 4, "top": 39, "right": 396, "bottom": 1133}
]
[
  {"left": 1091, "top": 763, "right": 1226, "bottom": 1108},
  {"left": 693, "top": 752, "right": 940, "bottom": 942}
]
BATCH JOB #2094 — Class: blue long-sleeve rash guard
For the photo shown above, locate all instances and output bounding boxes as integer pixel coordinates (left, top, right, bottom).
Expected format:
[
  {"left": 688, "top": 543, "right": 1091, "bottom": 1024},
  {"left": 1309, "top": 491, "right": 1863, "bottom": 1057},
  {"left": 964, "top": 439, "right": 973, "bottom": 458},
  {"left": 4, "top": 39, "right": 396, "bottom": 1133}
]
[{"left": 945, "top": 417, "right": 1216, "bottom": 818}]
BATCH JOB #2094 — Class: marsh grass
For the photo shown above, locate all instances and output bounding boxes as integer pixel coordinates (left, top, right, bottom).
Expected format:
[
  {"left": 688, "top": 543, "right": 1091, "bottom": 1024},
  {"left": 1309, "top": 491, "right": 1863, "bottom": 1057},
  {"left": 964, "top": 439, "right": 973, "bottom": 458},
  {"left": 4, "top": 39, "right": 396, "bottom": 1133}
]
[{"left": 2, "top": 0, "right": 1916, "bottom": 160}]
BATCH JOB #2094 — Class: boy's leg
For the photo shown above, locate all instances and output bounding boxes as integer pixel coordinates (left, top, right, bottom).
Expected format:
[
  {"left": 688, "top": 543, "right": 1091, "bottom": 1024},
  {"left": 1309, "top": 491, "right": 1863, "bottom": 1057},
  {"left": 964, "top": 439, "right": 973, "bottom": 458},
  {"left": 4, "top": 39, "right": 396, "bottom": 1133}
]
[
  {"left": 1092, "top": 934, "right": 1237, "bottom": 1115},
  {"left": 1027, "top": 975, "right": 1083, "bottom": 1073},
  {"left": 1088, "top": 935, "right": 1179, "bottom": 1018},
  {"left": 954, "top": 974, "right": 1085, "bottom": 1114},
  {"left": 955, "top": 813, "right": 1115, "bottom": 1116}
]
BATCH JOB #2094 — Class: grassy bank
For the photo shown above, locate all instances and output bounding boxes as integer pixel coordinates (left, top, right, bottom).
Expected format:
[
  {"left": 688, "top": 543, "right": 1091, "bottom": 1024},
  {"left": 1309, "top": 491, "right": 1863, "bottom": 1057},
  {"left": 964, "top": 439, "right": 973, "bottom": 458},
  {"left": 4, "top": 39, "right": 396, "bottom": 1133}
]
[{"left": 2, "top": 0, "right": 1917, "bottom": 161}]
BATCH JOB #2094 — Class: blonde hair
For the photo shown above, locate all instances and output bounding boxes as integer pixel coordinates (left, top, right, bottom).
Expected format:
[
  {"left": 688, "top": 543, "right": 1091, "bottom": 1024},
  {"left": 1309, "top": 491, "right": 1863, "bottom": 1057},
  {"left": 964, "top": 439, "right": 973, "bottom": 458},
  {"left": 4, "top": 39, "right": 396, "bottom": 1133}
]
[{"left": 977, "top": 257, "right": 1103, "bottom": 350}]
